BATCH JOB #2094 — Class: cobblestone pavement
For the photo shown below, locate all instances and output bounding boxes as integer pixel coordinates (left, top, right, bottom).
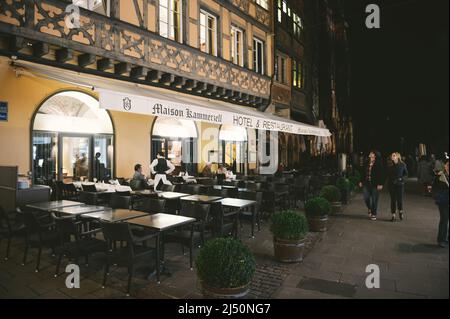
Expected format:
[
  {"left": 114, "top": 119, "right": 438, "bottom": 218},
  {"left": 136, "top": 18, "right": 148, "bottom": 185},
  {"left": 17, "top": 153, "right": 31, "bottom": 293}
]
[
  {"left": 274, "top": 179, "right": 449, "bottom": 299},
  {"left": 0, "top": 179, "right": 447, "bottom": 299}
]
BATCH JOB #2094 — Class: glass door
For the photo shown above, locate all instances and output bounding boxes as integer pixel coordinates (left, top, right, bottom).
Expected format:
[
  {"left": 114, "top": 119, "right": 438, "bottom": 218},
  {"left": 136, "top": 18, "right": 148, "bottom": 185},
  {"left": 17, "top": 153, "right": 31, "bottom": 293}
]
[
  {"left": 222, "top": 141, "right": 247, "bottom": 174},
  {"left": 60, "top": 135, "right": 91, "bottom": 182},
  {"left": 32, "top": 132, "right": 58, "bottom": 185}
]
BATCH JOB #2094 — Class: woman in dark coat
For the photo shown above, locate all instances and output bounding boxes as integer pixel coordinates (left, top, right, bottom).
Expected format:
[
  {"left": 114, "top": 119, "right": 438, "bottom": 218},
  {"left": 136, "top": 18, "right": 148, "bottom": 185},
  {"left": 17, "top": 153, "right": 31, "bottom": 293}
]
[
  {"left": 431, "top": 159, "right": 449, "bottom": 247},
  {"left": 387, "top": 152, "right": 408, "bottom": 221}
]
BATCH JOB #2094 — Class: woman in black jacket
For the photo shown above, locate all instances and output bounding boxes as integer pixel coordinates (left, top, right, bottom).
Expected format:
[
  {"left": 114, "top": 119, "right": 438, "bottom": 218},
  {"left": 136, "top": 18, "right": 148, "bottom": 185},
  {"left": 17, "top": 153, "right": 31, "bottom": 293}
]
[
  {"left": 430, "top": 159, "right": 449, "bottom": 247},
  {"left": 387, "top": 152, "right": 408, "bottom": 222}
]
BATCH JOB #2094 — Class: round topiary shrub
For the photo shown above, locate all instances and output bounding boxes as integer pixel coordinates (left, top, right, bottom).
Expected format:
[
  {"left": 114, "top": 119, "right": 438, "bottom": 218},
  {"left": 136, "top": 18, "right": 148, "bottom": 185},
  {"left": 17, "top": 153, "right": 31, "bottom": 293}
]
[
  {"left": 270, "top": 210, "right": 309, "bottom": 240},
  {"left": 320, "top": 185, "right": 342, "bottom": 203},
  {"left": 336, "top": 177, "right": 351, "bottom": 192},
  {"left": 348, "top": 175, "right": 360, "bottom": 191},
  {"left": 305, "top": 197, "right": 331, "bottom": 217},
  {"left": 196, "top": 238, "right": 255, "bottom": 289}
]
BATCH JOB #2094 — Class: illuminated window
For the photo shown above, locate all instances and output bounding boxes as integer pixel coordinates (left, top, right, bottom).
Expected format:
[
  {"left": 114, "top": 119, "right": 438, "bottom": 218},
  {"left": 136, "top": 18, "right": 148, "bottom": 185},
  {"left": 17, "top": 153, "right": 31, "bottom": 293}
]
[
  {"left": 277, "top": 0, "right": 282, "bottom": 22},
  {"left": 200, "top": 10, "right": 217, "bottom": 56},
  {"left": 32, "top": 91, "right": 114, "bottom": 184},
  {"left": 293, "top": 60, "right": 305, "bottom": 89},
  {"left": 231, "top": 26, "right": 244, "bottom": 66},
  {"left": 293, "top": 13, "right": 304, "bottom": 40},
  {"left": 255, "top": 0, "right": 268, "bottom": 10},
  {"left": 72, "top": 0, "right": 110, "bottom": 16},
  {"left": 33, "top": 91, "right": 113, "bottom": 134},
  {"left": 152, "top": 117, "right": 197, "bottom": 139},
  {"left": 159, "top": 0, "right": 183, "bottom": 43},
  {"left": 275, "top": 55, "right": 287, "bottom": 84},
  {"left": 253, "top": 38, "right": 265, "bottom": 74}
]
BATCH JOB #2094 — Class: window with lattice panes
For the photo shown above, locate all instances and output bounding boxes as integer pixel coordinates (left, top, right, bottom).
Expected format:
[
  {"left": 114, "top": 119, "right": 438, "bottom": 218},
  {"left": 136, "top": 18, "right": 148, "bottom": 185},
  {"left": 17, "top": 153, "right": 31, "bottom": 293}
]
[
  {"left": 72, "top": 0, "right": 110, "bottom": 16},
  {"left": 231, "top": 25, "right": 244, "bottom": 66},
  {"left": 200, "top": 10, "right": 218, "bottom": 56},
  {"left": 159, "top": 0, "right": 183, "bottom": 43}
]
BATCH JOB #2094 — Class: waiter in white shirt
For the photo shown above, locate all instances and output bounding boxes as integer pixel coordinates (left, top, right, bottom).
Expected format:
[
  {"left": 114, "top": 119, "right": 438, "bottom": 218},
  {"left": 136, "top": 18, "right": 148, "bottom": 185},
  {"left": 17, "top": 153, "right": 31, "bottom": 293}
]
[{"left": 150, "top": 151, "right": 175, "bottom": 191}]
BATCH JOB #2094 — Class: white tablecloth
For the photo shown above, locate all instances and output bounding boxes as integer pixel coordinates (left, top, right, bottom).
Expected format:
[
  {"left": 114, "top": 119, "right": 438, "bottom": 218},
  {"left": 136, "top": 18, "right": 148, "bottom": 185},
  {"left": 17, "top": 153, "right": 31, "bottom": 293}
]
[{"left": 73, "top": 182, "right": 132, "bottom": 193}]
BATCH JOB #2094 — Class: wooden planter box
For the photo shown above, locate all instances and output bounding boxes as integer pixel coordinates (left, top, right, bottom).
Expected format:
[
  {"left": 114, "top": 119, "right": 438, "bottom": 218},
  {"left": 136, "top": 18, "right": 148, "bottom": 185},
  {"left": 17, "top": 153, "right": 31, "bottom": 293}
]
[
  {"left": 201, "top": 282, "right": 250, "bottom": 299},
  {"left": 307, "top": 215, "right": 329, "bottom": 232}
]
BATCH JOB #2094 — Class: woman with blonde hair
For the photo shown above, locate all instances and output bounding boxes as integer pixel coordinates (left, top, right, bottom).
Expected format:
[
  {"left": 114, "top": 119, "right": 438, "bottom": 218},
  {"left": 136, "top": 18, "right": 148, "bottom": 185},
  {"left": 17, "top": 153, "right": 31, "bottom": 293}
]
[{"left": 387, "top": 152, "right": 408, "bottom": 221}]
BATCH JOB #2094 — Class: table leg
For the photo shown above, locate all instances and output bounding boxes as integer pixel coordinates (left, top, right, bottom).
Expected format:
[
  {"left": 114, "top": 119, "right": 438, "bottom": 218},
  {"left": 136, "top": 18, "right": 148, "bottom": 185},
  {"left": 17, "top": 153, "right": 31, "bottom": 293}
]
[
  {"left": 156, "top": 234, "right": 160, "bottom": 283},
  {"left": 251, "top": 205, "right": 255, "bottom": 238}
]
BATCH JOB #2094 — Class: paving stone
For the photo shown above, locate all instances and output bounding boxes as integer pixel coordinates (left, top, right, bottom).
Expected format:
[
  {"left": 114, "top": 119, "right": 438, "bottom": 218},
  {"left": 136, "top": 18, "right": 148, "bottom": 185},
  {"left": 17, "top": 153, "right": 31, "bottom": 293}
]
[
  {"left": 272, "top": 286, "right": 347, "bottom": 299},
  {"left": 0, "top": 180, "right": 447, "bottom": 299},
  {"left": 354, "top": 287, "right": 426, "bottom": 299},
  {"left": 35, "top": 290, "right": 72, "bottom": 299},
  {"left": 296, "top": 276, "right": 357, "bottom": 298}
]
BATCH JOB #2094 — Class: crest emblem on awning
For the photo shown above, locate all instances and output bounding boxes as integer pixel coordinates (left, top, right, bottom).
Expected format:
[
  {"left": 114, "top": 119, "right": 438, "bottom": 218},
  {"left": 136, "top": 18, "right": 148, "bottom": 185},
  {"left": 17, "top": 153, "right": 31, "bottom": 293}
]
[{"left": 123, "top": 97, "right": 132, "bottom": 111}]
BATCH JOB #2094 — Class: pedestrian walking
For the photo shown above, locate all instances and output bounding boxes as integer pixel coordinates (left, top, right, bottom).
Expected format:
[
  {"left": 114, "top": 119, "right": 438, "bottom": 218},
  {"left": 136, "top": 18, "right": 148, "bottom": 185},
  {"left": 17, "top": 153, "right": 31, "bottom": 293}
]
[
  {"left": 358, "top": 150, "right": 385, "bottom": 221},
  {"left": 430, "top": 159, "right": 449, "bottom": 248},
  {"left": 417, "top": 155, "right": 434, "bottom": 196},
  {"left": 387, "top": 152, "right": 408, "bottom": 222},
  {"left": 150, "top": 151, "right": 175, "bottom": 191}
]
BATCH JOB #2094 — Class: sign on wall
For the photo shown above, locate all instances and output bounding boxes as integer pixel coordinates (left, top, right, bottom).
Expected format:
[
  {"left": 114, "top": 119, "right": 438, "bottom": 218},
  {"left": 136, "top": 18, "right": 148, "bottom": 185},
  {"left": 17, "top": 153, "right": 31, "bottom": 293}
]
[
  {"left": 96, "top": 88, "right": 331, "bottom": 137},
  {"left": 0, "top": 101, "right": 7, "bottom": 122}
]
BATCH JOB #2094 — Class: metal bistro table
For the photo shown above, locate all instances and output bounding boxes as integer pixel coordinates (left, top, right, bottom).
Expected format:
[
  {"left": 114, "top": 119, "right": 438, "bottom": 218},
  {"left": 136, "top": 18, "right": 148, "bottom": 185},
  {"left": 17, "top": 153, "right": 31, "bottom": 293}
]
[
  {"left": 214, "top": 198, "right": 258, "bottom": 238},
  {"left": 51, "top": 205, "right": 110, "bottom": 217},
  {"left": 157, "top": 192, "right": 190, "bottom": 214},
  {"left": 26, "top": 200, "right": 83, "bottom": 212},
  {"left": 212, "top": 185, "right": 250, "bottom": 193},
  {"left": 81, "top": 209, "right": 149, "bottom": 222},
  {"left": 157, "top": 191, "right": 190, "bottom": 200},
  {"left": 126, "top": 213, "right": 196, "bottom": 283},
  {"left": 180, "top": 194, "right": 222, "bottom": 203}
]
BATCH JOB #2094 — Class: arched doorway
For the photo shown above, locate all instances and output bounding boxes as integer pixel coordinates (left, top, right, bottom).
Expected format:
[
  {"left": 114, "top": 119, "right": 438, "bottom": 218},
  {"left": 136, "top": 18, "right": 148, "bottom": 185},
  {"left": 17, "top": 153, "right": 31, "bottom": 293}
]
[
  {"left": 31, "top": 90, "right": 114, "bottom": 184},
  {"left": 151, "top": 117, "right": 198, "bottom": 175},
  {"left": 219, "top": 125, "right": 248, "bottom": 174}
]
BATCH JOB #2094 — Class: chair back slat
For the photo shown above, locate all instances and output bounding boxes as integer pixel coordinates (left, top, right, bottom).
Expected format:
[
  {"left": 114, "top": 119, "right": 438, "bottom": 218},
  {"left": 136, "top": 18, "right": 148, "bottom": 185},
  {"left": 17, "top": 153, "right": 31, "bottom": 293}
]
[
  {"left": 143, "top": 198, "right": 166, "bottom": 214},
  {"left": 110, "top": 194, "right": 131, "bottom": 209}
]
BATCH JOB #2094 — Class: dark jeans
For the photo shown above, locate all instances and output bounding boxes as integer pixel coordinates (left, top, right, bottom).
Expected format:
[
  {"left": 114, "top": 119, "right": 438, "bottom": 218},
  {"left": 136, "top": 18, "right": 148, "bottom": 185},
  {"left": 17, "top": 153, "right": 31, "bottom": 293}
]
[
  {"left": 363, "top": 183, "right": 380, "bottom": 215},
  {"left": 389, "top": 185, "right": 404, "bottom": 214},
  {"left": 437, "top": 203, "right": 449, "bottom": 243}
]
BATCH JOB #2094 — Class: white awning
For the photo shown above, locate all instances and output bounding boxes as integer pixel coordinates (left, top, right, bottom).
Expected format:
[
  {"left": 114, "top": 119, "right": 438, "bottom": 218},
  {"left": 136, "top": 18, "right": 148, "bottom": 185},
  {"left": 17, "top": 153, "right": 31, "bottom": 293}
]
[{"left": 13, "top": 59, "right": 331, "bottom": 137}]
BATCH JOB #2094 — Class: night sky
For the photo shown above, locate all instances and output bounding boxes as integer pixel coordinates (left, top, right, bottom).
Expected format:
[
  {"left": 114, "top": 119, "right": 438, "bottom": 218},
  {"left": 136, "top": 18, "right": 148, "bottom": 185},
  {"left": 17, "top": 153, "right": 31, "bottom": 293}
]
[{"left": 344, "top": 0, "right": 449, "bottom": 157}]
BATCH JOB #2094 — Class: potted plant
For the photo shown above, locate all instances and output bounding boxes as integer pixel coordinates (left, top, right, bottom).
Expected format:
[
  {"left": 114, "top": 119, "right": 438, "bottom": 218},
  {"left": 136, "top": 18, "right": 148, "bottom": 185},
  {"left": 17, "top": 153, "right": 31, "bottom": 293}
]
[
  {"left": 196, "top": 238, "right": 255, "bottom": 298},
  {"left": 348, "top": 175, "right": 359, "bottom": 195},
  {"left": 336, "top": 177, "right": 351, "bottom": 204},
  {"left": 349, "top": 170, "right": 361, "bottom": 195},
  {"left": 320, "top": 185, "right": 342, "bottom": 213},
  {"left": 270, "top": 210, "right": 309, "bottom": 263},
  {"left": 305, "top": 197, "right": 331, "bottom": 232}
]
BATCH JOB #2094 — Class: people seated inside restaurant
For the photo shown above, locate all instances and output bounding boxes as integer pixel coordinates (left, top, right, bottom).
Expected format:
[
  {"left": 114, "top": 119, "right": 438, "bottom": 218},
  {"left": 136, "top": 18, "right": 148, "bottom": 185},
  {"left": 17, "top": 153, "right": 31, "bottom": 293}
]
[
  {"left": 201, "top": 162, "right": 214, "bottom": 178},
  {"left": 133, "top": 164, "right": 146, "bottom": 181},
  {"left": 130, "top": 163, "right": 153, "bottom": 190},
  {"left": 217, "top": 164, "right": 227, "bottom": 175},
  {"left": 178, "top": 160, "right": 189, "bottom": 176}
]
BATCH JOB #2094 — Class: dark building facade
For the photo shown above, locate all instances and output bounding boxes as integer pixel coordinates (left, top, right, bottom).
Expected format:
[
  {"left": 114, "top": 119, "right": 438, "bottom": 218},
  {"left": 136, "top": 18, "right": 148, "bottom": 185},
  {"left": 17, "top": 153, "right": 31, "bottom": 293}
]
[{"left": 271, "top": 0, "right": 353, "bottom": 168}]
